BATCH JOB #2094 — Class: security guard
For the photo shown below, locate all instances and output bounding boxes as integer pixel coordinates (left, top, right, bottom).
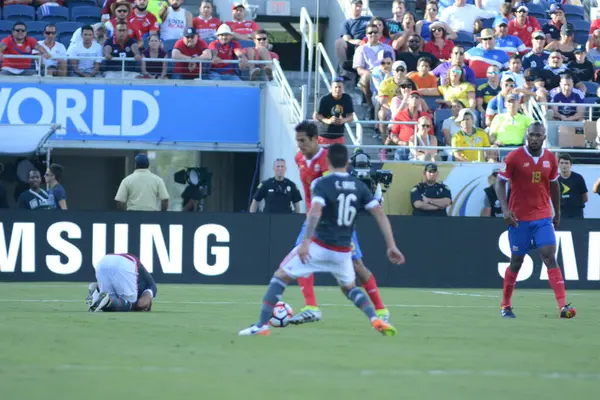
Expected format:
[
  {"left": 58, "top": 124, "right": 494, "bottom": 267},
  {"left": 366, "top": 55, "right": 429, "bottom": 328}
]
[
  {"left": 410, "top": 163, "right": 452, "bottom": 217},
  {"left": 250, "top": 159, "right": 302, "bottom": 214},
  {"left": 482, "top": 169, "right": 504, "bottom": 217}
]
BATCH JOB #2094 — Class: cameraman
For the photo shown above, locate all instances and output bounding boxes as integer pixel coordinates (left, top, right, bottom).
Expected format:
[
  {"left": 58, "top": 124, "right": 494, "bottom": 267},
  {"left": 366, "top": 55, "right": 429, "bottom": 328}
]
[
  {"left": 314, "top": 78, "right": 355, "bottom": 145},
  {"left": 411, "top": 163, "right": 452, "bottom": 216},
  {"left": 250, "top": 159, "right": 302, "bottom": 214}
]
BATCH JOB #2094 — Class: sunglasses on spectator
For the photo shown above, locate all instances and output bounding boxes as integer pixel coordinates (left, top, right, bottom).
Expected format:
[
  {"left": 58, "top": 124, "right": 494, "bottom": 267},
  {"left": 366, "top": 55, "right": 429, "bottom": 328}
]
[
  {"left": 482, "top": 37, "right": 493, "bottom": 41},
  {"left": 517, "top": 9, "right": 527, "bottom": 13},
  {"left": 420, "top": 123, "right": 431, "bottom": 128},
  {"left": 453, "top": 51, "right": 464, "bottom": 55},
  {"left": 116, "top": 9, "right": 128, "bottom": 13},
  {"left": 504, "top": 83, "right": 515, "bottom": 88},
  {"left": 396, "top": 67, "right": 405, "bottom": 72},
  {"left": 525, "top": 77, "right": 535, "bottom": 82},
  {"left": 13, "top": 28, "right": 26, "bottom": 33},
  {"left": 431, "top": 28, "right": 444, "bottom": 32},
  {"left": 533, "top": 37, "right": 545, "bottom": 40},
  {"left": 400, "top": 84, "right": 411, "bottom": 89},
  {"left": 451, "top": 69, "right": 462, "bottom": 74},
  {"left": 381, "top": 61, "right": 391, "bottom": 65},
  {"left": 367, "top": 31, "right": 378, "bottom": 35},
  {"left": 45, "top": 31, "right": 56, "bottom": 35},
  {"left": 487, "top": 70, "right": 500, "bottom": 75},
  {"left": 255, "top": 37, "right": 267, "bottom": 41}
]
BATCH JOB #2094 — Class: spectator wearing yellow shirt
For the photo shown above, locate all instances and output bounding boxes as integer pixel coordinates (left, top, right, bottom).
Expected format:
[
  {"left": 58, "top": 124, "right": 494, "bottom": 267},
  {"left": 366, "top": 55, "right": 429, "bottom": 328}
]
[
  {"left": 376, "top": 60, "right": 406, "bottom": 138},
  {"left": 419, "top": 63, "right": 476, "bottom": 108},
  {"left": 489, "top": 93, "right": 532, "bottom": 147},
  {"left": 451, "top": 108, "right": 493, "bottom": 162}
]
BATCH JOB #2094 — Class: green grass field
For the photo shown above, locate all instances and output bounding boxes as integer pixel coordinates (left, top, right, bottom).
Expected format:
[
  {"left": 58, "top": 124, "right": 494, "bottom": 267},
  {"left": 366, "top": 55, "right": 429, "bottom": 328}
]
[{"left": 0, "top": 283, "right": 598, "bottom": 400}]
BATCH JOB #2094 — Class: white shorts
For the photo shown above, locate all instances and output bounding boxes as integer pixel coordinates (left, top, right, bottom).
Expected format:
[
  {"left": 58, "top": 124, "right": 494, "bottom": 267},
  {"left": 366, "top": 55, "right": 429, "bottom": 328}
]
[
  {"left": 95, "top": 254, "right": 138, "bottom": 303},
  {"left": 280, "top": 242, "right": 355, "bottom": 286}
]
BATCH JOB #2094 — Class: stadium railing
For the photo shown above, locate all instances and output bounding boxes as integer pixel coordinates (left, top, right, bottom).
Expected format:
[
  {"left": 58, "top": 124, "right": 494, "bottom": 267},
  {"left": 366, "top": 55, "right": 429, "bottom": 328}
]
[
  {"left": 299, "top": 6, "right": 314, "bottom": 99},
  {"left": 0, "top": 54, "right": 273, "bottom": 79},
  {"left": 272, "top": 58, "right": 307, "bottom": 124},
  {"left": 315, "top": 42, "right": 363, "bottom": 146}
]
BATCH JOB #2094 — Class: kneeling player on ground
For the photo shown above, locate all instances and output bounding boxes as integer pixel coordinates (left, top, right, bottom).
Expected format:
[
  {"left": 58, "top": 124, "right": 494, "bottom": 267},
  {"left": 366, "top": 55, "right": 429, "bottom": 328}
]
[
  {"left": 239, "top": 144, "right": 405, "bottom": 336},
  {"left": 86, "top": 253, "right": 157, "bottom": 312},
  {"left": 495, "top": 122, "right": 575, "bottom": 319},
  {"left": 291, "top": 121, "right": 390, "bottom": 325}
]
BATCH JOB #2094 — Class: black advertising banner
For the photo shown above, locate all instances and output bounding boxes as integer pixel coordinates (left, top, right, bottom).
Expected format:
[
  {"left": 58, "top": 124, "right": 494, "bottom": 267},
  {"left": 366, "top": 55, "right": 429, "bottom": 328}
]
[{"left": 0, "top": 211, "right": 598, "bottom": 289}]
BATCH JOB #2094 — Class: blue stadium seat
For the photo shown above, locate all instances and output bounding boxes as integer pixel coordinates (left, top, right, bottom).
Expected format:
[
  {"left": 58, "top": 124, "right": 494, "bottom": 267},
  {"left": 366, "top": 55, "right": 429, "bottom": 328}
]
[
  {"left": 583, "top": 96, "right": 598, "bottom": 104},
  {"left": 584, "top": 81, "right": 599, "bottom": 96},
  {"left": 570, "top": 19, "right": 591, "bottom": 33},
  {"left": 423, "top": 95, "right": 442, "bottom": 111},
  {"left": 67, "top": 0, "right": 99, "bottom": 9},
  {"left": 0, "top": 20, "right": 15, "bottom": 36},
  {"left": 162, "top": 39, "right": 178, "bottom": 54},
  {"left": 563, "top": 4, "right": 586, "bottom": 21},
  {"left": 56, "top": 21, "right": 82, "bottom": 47},
  {"left": 59, "top": 35, "right": 71, "bottom": 49},
  {"left": 2, "top": 5, "right": 36, "bottom": 21},
  {"left": 71, "top": 6, "right": 101, "bottom": 24},
  {"left": 434, "top": 108, "right": 452, "bottom": 144},
  {"left": 537, "top": 18, "right": 548, "bottom": 27},
  {"left": 527, "top": 3, "right": 546, "bottom": 19},
  {"left": 481, "top": 17, "right": 494, "bottom": 30},
  {"left": 31, "top": 33, "right": 45, "bottom": 42},
  {"left": 455, "top": 31, "right": 474, "bottom": 47},
  {"left": 574, "top": 32, "right": 588, "bottom": 45},
  {"left": 37, "top": 6, "right": 70, "bottom": 22},
  {"left": 26, "top": 21, "right": 47, "bottom": 35}
]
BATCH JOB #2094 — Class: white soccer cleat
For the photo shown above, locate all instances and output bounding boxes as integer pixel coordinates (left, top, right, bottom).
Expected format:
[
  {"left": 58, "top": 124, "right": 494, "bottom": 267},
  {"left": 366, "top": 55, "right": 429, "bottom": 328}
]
[
  {"left": 86, "top": 283, "right": 99, "bottom": 310},
  {"left": 92, "top": 292, "right": 111, "bottom": 313},
  {"left": 238, "top": 324, "right": 271, "bottom": 336}
]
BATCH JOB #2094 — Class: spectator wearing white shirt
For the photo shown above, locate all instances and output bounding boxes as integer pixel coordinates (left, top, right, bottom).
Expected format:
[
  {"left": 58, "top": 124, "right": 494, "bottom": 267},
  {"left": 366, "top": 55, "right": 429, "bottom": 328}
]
[
  {"left": 439, "top": 0, "right": 495, "bottom": 34},
  {"left": 34, "top": 23, "right": 67, "bottom": 77},
  {"left": 70, "top": 23, "right": 107, "bottom": 48},
  {"left": 67, "top": 25, "right": 103, "bottom": 77}
]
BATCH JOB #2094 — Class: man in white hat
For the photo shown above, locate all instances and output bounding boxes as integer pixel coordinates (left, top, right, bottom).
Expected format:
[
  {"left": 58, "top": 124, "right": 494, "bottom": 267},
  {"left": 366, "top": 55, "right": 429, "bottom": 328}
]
[
  {"left": 465, "top": 28, "right": 509, "bottom": 79},
  {"left": 208, "top": 24, "right": 249, "bottom": 80}
]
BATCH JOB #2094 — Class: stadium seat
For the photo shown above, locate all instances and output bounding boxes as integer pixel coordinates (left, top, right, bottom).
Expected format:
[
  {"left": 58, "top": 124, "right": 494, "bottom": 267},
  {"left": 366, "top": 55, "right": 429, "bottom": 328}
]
[
  {"left": 59, "top": 35, "right": 71, "bottom": 48},
  {"left": 475, "top": 78, "right": 487, "bottom": 87},
  {"left": 37, "top": 5, "right": 70, "bottom": 22},
  {"left": 71, "top": 6, "right": 101, "bottom": 24},
  {"left": 424, "top": 95, "right": 442, "bottom": 110},
  {"left": 67, "top": 0, "right": 99, "bottom": 9},
  {"left": 563, "top": 4, "right": 586, "bottom": 21},
  {"left": 0, "top": 20, "right": 15, "bottom": 36},
  {"left": 527, "top": 3, "right": 546, "bottom": 19},
  {"left": 584, "top": 81, "right": 599, "bottom": 96},
  {"left": 56, "top": 21, "right": 83, "bottom": 47},
  {"left": 31, "top": 33, "right": 45, "bottom": 42},
  {"left": 481, "top": 17, "right": 494, "bottom": 30},
  {"left": 583, "top": 96, "right": 598, "bottom": 104},
  {"left": 574, "top": 32, "right": 588, "bottom": 45},
  {"left": 26, "top": 21, "right": 47, "bottom": 35},
  {"left": 570, "top": 19, "right": 591, "bottom": 33},
  {"left": 162, "top": 39, "right": 178, "bottom": 53},
  {"left": 434, "top": 108, "right": 452, "bottom": 144},
  {"left": 537, "top": 18, "right": 548, "bottom": 27},
  {"left": 2, "top": 5, "right": 36, "bottom": 21},
  {"left": 454, "top": 31, "right": 474, "bottom": 47}
]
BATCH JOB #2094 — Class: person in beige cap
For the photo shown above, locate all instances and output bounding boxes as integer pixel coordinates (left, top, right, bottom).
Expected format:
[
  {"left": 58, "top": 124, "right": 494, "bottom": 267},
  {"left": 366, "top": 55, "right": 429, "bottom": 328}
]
[
  {"left": 464, "top": 28, "right": 509, "bottom": 79},
  {"left": 451, "top": 108, "right": 493, "bottom": 162}
]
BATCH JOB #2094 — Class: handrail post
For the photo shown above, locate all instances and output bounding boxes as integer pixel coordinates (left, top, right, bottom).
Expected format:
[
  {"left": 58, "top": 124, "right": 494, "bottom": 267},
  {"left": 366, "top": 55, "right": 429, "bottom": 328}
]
[
  {"left": 301, "top": 84, "right": 307, "bottom": 121},
  {"left": 300, "top": 11, "right": 306, "bottom": 80}
]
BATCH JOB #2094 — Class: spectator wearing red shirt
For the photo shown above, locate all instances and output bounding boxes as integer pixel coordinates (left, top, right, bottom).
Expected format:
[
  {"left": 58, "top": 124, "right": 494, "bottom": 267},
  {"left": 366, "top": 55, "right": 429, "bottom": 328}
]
[
  {"left": 423, "top": 21, "right": 454, "bottom": 62},
  {"left": 0, "top": 22, "right": 50, "bottom": 75},
  {"left": 106, "top": 1, "right": 143, "bottom": 47},
  {"left": 388, "top": 91, "right": 433, "bottom": 160},
  {"left": 172, "top": 27, "right": 212, "bottom": 80},
  {"left": 226, "top": 2, "right": 259, "bottom": 44},
  {"left": 4, "top": 0, "right": 34, "bottom": 5},
  {"left": 245, "top": 29, "right": 278, "bottom": 81},
  {"left": 128, "top": 0, "right": 159, "bottom": 39},
  {"left": 507, "top": 3, "right": 541, "bottom": 50},
  {"left": 209, "top": 24, "right": 248, "bottom": 81},
  {"left": 102, "top": 0, "right": 136, "bottom": 21},
  {"left": 193, "top": 0, "right": 221, "bottom": 43}
]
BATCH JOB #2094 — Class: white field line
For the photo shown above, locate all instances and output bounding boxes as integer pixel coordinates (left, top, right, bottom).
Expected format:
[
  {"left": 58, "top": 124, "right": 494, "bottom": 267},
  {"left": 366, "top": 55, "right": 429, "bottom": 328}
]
[{"left": 1, "top": 364, "right": 599, "bottom": 382}]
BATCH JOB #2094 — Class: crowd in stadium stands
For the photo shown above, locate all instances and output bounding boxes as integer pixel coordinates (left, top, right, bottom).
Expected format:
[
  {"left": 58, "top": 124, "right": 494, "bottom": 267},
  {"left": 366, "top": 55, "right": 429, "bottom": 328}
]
[
  {"left": 0, "top": 0, "right": 277, "bottom": 80},
  {"left": 330, "top": 0, "right": 600, "bottom": 161}
]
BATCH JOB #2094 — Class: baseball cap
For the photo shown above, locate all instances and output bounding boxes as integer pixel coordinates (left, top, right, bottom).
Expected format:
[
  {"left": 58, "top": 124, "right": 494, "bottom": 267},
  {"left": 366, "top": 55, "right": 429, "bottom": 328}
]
[
  {"left": 134, "top": 153, "right": 149, "bottom": 168},
  {"left": 480, "top": 28, "right": 495, "bottom": 39},
  {"left": 232, "top": 2, "right": 245, "bottom": 10},
  {"left": 532, "top": 30, "right": 545, "bottom": 40},
  {"left": 392, "top": 60, "right": 407, "bottom": 71},
  {"left": 523, "top": 68, "right": 537, "bottom": 82},
  {"left": 429, "top": 21, "right": 445, "bottom": 31},
  {"left": 183, "top": 27, "right": 196, "bottom": 37},
  {"left": 549, "top": 3, "right": 563, "bottom": 14},
  {"left": 494, "top": 17, "right": 509, "bottom": 28},
  {"left": 505, "top": 93, "right": 518, "bottom": 102},
  {"left": 501, "top": 73, "right": 516, "bottom": 83},
  {"left": 455, "top": 108, "right": 475, "bottom": 123},
  {"left": 561, "top": 23, "right": 574, "bottom": 34},
  {"left": 574, "top": 44, "right": 586, "bottom": 54},
  {"left": 424, "top": 163, "right": 438, "bottom": 172},
  {"left": 378, "top": 50, "right": 394, "bottom": 61},
  {"left": 515, "top": 2, "right": 528, "bottom": 12},
  {"left": 216, "top": 24, "right": 233, "bottom": 35}
]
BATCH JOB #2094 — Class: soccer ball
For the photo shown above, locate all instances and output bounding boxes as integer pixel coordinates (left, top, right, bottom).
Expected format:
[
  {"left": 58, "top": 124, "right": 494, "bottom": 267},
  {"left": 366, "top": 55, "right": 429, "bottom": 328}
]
[{"left": 269, "top": 301, "right": 293, "bottom": 328}]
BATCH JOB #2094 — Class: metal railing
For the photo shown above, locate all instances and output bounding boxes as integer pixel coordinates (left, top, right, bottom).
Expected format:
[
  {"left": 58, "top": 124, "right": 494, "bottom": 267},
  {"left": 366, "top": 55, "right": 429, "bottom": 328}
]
[
  {"left": 299, "top": 6, "right": 314, "bottom": 100},
  {"left": 537, "top": 101, "right": 600, "bottom": 121},
  {"left": 1, "top": 54, "right": 273, "bottom": 79},
  {"left": 314, "top": 42, "right": 363, "bottom": 145},
  {"left": 272, "top": 58, "right": 306, "bottom": 124}
]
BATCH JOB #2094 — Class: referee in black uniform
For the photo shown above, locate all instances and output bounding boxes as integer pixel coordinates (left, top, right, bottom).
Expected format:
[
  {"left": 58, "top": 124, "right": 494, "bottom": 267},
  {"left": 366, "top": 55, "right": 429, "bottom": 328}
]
[{"left": 250, "top": 159, "right": 302, "bottom": 213}]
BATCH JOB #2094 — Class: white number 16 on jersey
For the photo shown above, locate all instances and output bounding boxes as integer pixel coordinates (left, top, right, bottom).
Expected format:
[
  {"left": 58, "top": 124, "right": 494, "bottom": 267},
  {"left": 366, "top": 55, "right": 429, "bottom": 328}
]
[{"left": 336, "top": 193, "right": 358, "bottom": 227}]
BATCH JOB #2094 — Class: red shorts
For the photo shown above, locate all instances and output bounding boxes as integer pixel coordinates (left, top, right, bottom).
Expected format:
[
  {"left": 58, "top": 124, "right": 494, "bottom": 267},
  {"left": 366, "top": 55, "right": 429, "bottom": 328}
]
[{"left": 318, "top": 136, "right": 345, "bottom": 145}]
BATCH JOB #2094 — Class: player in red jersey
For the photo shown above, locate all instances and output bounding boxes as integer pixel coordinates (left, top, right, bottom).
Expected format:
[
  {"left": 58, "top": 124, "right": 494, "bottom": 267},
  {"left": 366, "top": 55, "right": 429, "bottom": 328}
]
[
  {"left": 288, "top": 121, "right": 391, "bottom": 325},
  {"left": 495, "top": 122, "right": 576, "bottom": 319}
]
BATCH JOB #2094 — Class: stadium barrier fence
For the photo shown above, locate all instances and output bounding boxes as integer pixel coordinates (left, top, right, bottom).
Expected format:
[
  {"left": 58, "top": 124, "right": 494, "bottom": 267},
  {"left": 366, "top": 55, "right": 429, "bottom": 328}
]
[{"left": 0, "top": 210, "right": 598, "bottom": 289}]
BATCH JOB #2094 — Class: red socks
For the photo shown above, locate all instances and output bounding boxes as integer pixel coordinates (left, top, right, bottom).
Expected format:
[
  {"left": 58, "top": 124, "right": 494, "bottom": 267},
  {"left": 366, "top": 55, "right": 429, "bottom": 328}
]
[
  {"left": 502, "top": 269, "right": 518, "bottom": 308},
  {"left": 362, "top": 275, "right": 385, "bottom": 310},
  {"left": 297, "top": 274, "right": 318, "bottom": 307},
  {"left": 547, "top": 267, "right": 567, "bottom": 308}
]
